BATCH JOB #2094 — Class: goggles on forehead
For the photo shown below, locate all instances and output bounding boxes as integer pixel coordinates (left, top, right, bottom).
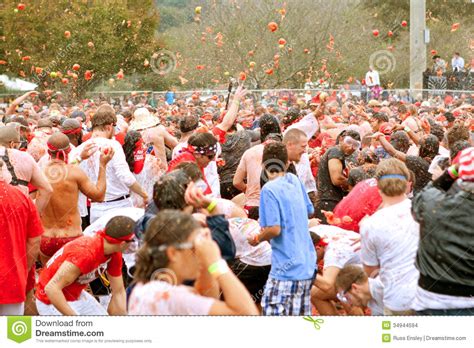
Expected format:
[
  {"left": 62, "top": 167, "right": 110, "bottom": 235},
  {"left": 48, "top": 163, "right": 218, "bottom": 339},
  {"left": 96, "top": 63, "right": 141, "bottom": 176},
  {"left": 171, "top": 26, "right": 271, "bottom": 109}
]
[{"left": 343, "top": 136, "right": 361, "bottom": 149}]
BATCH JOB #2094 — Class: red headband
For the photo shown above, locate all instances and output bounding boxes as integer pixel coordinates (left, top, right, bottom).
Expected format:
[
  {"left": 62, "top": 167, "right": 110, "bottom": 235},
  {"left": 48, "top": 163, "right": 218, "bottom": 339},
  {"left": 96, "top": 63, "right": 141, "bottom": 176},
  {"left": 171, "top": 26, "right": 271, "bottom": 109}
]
[
  {"left": 62, "top": 127, "right": 82, "bottom": 135},
  {"left": 97, "top": 230, "right": 135, "bottom": 244}
]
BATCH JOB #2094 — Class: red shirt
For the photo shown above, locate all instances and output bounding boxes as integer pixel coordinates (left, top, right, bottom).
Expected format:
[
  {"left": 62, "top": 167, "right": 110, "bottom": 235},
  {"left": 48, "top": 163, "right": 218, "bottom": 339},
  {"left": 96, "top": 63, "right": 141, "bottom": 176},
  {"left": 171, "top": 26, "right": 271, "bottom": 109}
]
[
  {"left": 0, "top": 181, "right": 44, "bottom": 304},
  {"left": 167, "top": 152, "right": 212, "bottom": 194},
  {"left": 36, "top": 235, "right": 123, "bottom": 304},
  {"left": 212, "top": 126, "right": 227, "bottom": 144},
  {"left": 333, "top": 178, "right": 382, "bottom": 233}
]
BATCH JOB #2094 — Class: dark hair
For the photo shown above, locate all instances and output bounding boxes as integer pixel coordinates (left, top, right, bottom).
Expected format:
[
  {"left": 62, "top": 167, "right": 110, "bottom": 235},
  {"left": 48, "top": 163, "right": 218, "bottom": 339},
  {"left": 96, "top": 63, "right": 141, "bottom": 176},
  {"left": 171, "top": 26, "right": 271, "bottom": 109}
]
[
  {"left": 282, "top": 107, "right": 300, "bottom": 125},
  {"left": 121, "top": 109, "right": 133, "bottom": 119},
  {"left": 174, "top": 161, "right": 203, "bottom": 182},
  {"left": 188, "top": 132, "right": 217, "bottom": 148},
  {"left": 259, "top": 114, "right": 281, "bottom": 143},
  {"left": 345, "top": 129, "right": 361, "bottom": 142},
  {"left": 419, "top": 135, "right": 440, "bottom": 161},
  {"left": 348, "top": 167, "right": 367, "bottom": 187},
  {"left": 262, "top": 142, "right": 288, "bottom": 174},
  {"left": 390, "top": 131, "right": 410, "bottom": 153},
  {"left": 450, "top": 140, "right": 471, "bottom": 160},
  {"left": 133, "top": 210, "right": 200, "bottom": 283},
  {"left": 444, "top": 112, "right": 455, "bottom": 123},
  {"left": 372, "top": 112, "right": 389, "bottom": 123},
  {"left": 91, "top": 104, "right": 117, "bottom": 130},
  {"left": 446, "top": 124, "right": 469, "bottom": 147},
  {"left": 430, "top": 123, "right": 445, "bottom": 142},
  {"left": 105, "top": 216, "right": 136, "bottom": 239},
  {"left": 123, "top": 130, "right": 142, "bottom": 172},
  {"left": 153, "top": 170, "right": 191, "bottom": 210},
  {"left": 179, "top": 115, "right": 199, "bottom": 133}
]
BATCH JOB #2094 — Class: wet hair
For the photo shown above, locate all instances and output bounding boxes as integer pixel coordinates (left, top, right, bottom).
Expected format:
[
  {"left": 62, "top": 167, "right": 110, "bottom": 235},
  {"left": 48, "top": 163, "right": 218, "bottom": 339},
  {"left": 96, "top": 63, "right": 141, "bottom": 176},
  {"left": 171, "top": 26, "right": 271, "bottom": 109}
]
[
  {"left": 179, "top": 115, "right": 199, "bottom": 133},
  {"left": 105, "top": 216, "right": 136, "bottom": 239},
  {"left": 262, "top": 142, "right": 288, "bottom": 174},
  {"left": 359, "top": 148, "right": 379, "bottom": 164},
  {"left": 188, "top": 132, "right": 217, "bottom": 148},
  {"left": 152, "top": 170, "right": 191, "bottom": 210},
  {"left": 0, "top": 126, "right": 20, "bottom": 145},
  {"left": 446, "top": 124, "right": 469, "bottom": 147},
  {"left": 335, "top": 265, "right": 368, "bottom": 291},
  {"left": 91, "top": 104, "right": 117, "bottom": 130},
  {"left": 430, "top": 123, "right": 445, "bottom": 142},
  {"left": 372, "top": 112, "right": 389, "bottom": 123},
  {"left": 133, "top": 210, "right": 200, "bottom": 284},
  {"left": 444, "top": 112, "right": 455, "bottom": 123},
  {"left": 390, "top": 131, "right": 410, "bottom": 153},
  {"left": 259, "top": 114, "right": 281, "bottom": 143},
  {"left": 123, "top": 130, "right": 142, "bottom": 172},
  {"left": 376, "top": 158, "right": 410, "bottom": 196},
  {"left": 282, "top": 107, "right": 300, "bottom": 125},
  {"left": 419, "top": 135, "right": 439, "bottom": 161},
  {"left": 174, "top": 161, "right": 203, "bottom": 182},
  {"left": 47, "top": 132, "right": 70, "bottom": 161},
  {"left": 348, "top": 167, "right": 367, "bottom": 187},
  {"left": 121, "top": 109, "right": 133, "bottom": 120},
  {"left": 450, "top": 140, "right": 471, "bottom": 160}
]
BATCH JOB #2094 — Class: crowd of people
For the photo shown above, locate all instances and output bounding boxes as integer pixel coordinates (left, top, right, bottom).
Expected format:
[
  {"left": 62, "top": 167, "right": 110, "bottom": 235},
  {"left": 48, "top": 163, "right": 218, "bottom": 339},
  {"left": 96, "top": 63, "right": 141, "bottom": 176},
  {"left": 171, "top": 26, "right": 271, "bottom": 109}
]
[{"left": 0, "top": 84, "right": 473, "bottom": 316}]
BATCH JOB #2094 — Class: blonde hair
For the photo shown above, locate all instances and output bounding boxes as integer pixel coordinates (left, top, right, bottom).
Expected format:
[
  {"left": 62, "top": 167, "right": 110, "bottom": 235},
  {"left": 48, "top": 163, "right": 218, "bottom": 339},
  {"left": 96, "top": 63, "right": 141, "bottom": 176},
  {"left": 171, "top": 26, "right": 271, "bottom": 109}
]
[{"left": 375, "top": 158, "right": 410, "bottom": 196}]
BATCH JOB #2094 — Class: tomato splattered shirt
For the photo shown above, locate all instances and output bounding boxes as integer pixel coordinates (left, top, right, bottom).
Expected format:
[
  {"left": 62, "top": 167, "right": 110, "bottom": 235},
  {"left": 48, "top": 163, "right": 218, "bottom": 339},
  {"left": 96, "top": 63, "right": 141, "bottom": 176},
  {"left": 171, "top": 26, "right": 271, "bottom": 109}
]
[{"left": 36, "top": 236, "right": 122, "bottom": 304}]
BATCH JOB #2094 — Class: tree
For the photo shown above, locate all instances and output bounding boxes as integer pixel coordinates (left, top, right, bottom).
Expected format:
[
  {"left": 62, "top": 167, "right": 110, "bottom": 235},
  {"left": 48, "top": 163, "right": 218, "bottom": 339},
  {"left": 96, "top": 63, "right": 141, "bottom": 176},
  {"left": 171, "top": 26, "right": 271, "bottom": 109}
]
[{"left": 0, "top": 0, "right": 165, "bottom": 99}]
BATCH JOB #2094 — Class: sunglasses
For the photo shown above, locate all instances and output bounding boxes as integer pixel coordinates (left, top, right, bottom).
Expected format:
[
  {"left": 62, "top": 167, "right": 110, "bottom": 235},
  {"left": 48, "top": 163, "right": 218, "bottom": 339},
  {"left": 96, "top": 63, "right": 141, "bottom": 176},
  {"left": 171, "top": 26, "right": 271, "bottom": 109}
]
[
  {"left": 336, "top": 271, "right": 365, "bottom": 304},
  {"left": 157, "top": 241, "right": 195, "bottom": 252}
]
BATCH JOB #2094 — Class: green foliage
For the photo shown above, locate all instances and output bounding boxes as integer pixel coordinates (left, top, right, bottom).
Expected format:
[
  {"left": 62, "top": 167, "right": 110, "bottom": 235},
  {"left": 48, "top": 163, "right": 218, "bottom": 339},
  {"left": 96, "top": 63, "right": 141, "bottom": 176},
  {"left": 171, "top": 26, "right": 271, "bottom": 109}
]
[{"left": 0, "top": 0, "right": 169, "bottom": 99}]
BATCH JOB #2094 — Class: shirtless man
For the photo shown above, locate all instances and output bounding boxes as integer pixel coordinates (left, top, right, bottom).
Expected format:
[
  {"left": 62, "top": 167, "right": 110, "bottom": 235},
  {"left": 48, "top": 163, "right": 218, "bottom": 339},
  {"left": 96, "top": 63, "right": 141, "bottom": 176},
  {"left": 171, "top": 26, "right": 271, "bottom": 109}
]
[{"left": 40, "top": 133, "right": 114, "bottom": 264}]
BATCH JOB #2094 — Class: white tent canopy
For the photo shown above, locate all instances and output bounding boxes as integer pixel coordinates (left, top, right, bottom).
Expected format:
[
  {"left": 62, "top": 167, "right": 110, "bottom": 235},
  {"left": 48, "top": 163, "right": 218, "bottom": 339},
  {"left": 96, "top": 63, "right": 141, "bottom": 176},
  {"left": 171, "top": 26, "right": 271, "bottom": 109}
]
[{"left": 0, "top": 75, "right": 38, "bottom": 91}]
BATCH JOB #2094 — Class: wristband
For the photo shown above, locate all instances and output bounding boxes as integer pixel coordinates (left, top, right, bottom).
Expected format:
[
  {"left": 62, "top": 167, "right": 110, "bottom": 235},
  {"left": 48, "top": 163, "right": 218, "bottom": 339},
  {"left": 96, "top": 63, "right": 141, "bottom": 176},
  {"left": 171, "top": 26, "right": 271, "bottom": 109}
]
[
  {"left": 404, "top": 126, "right": 411, "bottom": 133},
  {"left": 70, "top": 157, "right": 82, "bottom": 165},
  {"left": 447, "top": 165, "right": 459, "bottom": 179},
  {"left": 206, "top": 199, "right": 218, "bottom": 213},
  {"left": 208, "top": 259, "right": 229, "bottom": 278}
]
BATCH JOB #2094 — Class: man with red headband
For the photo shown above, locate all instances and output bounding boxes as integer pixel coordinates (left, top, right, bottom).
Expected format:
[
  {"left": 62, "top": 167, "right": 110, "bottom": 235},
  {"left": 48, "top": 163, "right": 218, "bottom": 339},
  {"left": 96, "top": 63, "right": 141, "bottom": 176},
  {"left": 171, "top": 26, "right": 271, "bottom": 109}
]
[
  {"left": 40, "top": 133, "right": 114, "bottom": 264},
  {"left": 36, "top": 216, "right": 135, "bottom": 315},
  {"left": 61, "top": 118, "right": 83, "bottom": 147}
]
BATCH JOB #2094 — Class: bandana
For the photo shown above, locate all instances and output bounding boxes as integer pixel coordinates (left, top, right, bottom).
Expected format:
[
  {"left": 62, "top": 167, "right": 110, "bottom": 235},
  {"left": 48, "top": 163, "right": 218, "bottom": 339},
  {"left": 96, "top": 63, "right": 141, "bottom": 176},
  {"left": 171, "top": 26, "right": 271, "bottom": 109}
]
[
  {"left": 378, "top": 174, "right": 407, "bottom": 181},
  {"left": 97, "top": 229, "right": 135, "bottom": 244},
  {"left": 62, "top": 127, "right": 82, "bottom": 135},
  {"left": 47, "top": 142, "right": 71, "bottom": 163},
  {"left": 185, "top": 143, "right": 217, "bottom": 156}
]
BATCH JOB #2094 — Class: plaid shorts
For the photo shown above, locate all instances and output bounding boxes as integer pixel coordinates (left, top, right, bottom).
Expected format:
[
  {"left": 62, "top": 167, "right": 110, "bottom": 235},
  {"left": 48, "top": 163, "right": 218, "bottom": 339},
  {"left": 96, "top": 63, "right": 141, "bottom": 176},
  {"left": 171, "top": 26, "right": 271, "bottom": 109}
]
[{"left": 261, "top": 276, "right": 313, "bottom": 316}]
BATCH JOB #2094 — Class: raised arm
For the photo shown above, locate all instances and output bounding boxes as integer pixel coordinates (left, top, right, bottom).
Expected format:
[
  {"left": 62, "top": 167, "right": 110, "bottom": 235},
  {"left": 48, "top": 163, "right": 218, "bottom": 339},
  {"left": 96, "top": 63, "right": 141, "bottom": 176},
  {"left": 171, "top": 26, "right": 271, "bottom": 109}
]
[
  {"left": 215, "top": 86, "right": 248, "bottom": 132},
  {"left": 375, "top": 132, "right": 407, "bottom": 162},
  {"left": 6, "top": 91, "right": 38, "bottom": 116},
  {"left": 76, "top": 147, "right": 114, "bottom": 202}
]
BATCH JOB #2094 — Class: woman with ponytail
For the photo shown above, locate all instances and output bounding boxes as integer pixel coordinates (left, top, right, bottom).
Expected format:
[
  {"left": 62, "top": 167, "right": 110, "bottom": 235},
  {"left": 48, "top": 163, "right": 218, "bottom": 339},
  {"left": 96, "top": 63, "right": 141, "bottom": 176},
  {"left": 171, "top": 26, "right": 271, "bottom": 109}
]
[
  {"left": 123, "top": 130, "right": 163, "bottom": 207},
  {"left": 129, "top": 210, "right": 258, "bottom": 315}
]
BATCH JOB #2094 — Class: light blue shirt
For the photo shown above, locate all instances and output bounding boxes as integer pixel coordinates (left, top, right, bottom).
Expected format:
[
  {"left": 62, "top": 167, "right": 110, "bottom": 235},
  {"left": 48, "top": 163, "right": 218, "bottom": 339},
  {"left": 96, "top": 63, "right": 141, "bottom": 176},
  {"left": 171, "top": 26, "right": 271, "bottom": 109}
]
[
  {"left": 452, "top": 56, "right": 465, "bottom": 71},
  {"left": 259, "top": 173, "right": 316, "bottom": 281}
]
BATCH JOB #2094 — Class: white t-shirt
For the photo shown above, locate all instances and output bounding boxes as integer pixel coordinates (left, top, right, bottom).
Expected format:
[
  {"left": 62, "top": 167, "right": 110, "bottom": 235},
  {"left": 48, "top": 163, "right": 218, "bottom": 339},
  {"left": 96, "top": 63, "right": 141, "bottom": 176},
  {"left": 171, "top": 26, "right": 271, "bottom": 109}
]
[
  {"left": 70, "top": 137, "right": 137, "bottom": 202},
  {"left": 228, "top": 218, "right": 272, "bottom": 267},
  {"left": 310, "top": 225, "right": 361, "bottom": 269},
  {"left": 172, "top": 141, "right": 221, "bottom": 198},
  {"left": 128, "top": 281, "right": 214, "bottom": 315},
  {"left": 412, "top": 286, "right": 474, "bottom": 311},
  {"left": 284, "top": 112, "right": 319, "bottom": 139},
  {"left": 368, "top": 277, "right": 384, "bottom": 316},
  {"left": 360, "top": 199, "right": 420, "bottom": 312},
  {"left": 295, "top": 153, "right": 317, "bottom": 194}
]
